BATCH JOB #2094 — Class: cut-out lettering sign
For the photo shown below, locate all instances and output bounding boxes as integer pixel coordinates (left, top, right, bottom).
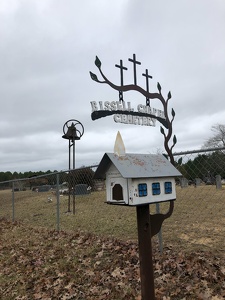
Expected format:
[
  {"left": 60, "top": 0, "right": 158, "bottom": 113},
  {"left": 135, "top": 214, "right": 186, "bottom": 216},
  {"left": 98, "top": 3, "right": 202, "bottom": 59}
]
[
  {"left": 90, "top": 100, "right": 167, "bottom": 127},
  {"left": 89, "top": 54, "right": 177, "bottom": 164}
]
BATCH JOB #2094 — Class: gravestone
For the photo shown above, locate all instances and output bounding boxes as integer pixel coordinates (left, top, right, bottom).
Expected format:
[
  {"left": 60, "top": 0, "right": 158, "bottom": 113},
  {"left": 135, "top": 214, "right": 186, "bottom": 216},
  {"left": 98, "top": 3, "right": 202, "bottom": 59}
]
[
  {"left": 37, "top": 185, "right": 51, "bottom": 192},
  {"left": 216, "top": 175, "right": 222, "bottom": 190},
  {"left": 75, "top": 184, "right": 89, "bottom": 195},
  {"left": 195, "top": 178, "right": 201, "bottom": 187},
  {"left": 180, "top": 177, "right": 188, "bottom": 188}
]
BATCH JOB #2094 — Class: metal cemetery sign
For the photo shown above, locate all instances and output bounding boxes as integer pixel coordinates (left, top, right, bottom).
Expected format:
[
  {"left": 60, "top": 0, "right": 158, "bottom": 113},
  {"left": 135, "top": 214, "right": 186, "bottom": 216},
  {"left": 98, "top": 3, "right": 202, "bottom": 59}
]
[
  {"left": 90, "top": 100, "right": 165, "bottom": 127},
  {"left": 89, "top": 54, "right": 173, "bottom": 129},
  {"left": 90, "top": 54, "right": 177, "bottom": 165}
]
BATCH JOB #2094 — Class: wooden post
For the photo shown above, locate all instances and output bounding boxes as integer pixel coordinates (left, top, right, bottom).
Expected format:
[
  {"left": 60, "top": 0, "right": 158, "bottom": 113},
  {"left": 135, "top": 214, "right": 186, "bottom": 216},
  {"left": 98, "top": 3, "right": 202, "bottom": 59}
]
[{"left": 136, "top": 204, "right": 155, "bottom": 300}]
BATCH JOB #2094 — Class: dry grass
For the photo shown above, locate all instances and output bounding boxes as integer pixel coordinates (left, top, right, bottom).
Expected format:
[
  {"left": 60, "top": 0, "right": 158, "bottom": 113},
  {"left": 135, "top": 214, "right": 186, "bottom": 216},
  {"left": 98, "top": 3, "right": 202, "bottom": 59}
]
[{"left": 0, "top": 185, "right": 224, "bottom": 254}]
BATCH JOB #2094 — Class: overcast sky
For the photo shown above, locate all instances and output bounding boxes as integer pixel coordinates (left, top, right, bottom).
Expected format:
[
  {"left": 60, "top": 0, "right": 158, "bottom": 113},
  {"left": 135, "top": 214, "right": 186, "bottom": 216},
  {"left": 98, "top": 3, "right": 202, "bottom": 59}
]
[{"left": 0, "top": 0, "right": 225, "bottom": 173}]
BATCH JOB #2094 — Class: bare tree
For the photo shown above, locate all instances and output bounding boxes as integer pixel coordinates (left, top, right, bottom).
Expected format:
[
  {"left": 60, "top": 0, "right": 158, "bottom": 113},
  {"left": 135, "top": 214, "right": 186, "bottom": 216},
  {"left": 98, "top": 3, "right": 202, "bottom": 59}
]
[{"left": 203, "top": 124, "right": 225, "bottom": 148}]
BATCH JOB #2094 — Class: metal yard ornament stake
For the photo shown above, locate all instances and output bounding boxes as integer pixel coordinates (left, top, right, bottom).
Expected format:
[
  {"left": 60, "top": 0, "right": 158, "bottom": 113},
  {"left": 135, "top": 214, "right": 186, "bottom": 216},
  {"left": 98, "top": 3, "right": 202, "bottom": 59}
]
[
  {"left": 94, "top": 131, "right": 181, "bottom": 300},
  {"left": 62, "top": 119, "right": 84, "bottom": 214},
  {"left": 91, "top": 55, "right": 180, "bottom": 300},
  {"left": 90, "top": 54, "right": 177, "bottom": 165}
]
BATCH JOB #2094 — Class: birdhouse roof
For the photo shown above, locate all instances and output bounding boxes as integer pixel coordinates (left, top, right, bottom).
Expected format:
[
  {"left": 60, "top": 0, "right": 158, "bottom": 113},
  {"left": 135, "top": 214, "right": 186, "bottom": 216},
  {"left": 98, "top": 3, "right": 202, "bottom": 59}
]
[{"left": 94, "top": 153, "right": 182, "bottom": 179}]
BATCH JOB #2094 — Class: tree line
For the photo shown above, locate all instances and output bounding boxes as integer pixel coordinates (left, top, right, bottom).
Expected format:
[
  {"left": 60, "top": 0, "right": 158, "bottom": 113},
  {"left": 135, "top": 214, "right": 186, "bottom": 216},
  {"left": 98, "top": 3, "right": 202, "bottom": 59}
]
[
  {"left": 1, "top": 124, "right": 224, "bottom": 186},
  {"left": 176, "top": 124, "right": 225, "bottom": 182},
  {"left": 0, "top": 170, "right": 58, "bottom": 183},
  {"left": 176, "top": 150, "right": 225, "bottom": 182},
  {"left": 0, "top": 167, "right": 96, "bottom": 191}
]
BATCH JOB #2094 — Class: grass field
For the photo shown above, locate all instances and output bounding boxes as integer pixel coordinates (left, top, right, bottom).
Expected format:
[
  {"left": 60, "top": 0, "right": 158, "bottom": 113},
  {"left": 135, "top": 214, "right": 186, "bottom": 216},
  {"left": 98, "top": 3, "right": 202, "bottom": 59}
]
[
  {"left": 0, "top": 185, "right": 224, "bottom": 254},
  {"left": 0, "top": 186, "right": 225, "bottom": 299}
]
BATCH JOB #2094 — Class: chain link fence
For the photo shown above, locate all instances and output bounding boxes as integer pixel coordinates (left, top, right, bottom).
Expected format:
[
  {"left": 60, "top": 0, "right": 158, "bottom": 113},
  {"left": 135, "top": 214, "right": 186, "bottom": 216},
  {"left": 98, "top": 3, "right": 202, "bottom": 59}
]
[
  {"left": 0, "top": 147, "right": 224, "bottom": 253},
  {"left": 0, "top": 165, "right": 104, "bottom": 230},
  {"left": 164, "top": 146, "right": 225, "bottom": 253}
]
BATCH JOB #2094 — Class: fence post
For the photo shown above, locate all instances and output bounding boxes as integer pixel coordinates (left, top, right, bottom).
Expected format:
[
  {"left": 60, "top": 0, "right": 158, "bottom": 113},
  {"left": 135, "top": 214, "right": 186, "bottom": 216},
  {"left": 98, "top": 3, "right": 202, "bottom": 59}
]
[
  {"left": 12, "top": 181, "right": 15, "bottom": 222},
  {"left": 56, "top": 174, "right": 60, "bottom": 231}
]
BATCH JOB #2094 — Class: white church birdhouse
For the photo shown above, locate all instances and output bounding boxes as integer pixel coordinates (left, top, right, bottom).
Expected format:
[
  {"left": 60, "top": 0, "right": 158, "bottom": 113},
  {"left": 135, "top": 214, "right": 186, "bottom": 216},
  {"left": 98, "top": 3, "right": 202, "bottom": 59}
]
[{"left": 94, "top": 132, "right": 181, "bottom": 206}]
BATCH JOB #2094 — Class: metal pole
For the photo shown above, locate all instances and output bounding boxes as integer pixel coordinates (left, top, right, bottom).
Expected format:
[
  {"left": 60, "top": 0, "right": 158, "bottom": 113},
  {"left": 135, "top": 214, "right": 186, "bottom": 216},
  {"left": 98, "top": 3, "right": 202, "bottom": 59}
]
[
  {"left": 68, "top": 139, "right": 71, "bottom": 212},
  {"left": 12, "top": 182, "right": 15, "bottom": 222},
  {"left": 72, "top": 140, "right": 75, "bottom": 214},
  {"left": 62, "top": 119, "right": 84, "bottom": 214},
  {"left": 156, "top": 203, "right": 163, "bottom": 254},
  {"left": 72, "top": 141, "right": 75, "bottom": 169},
  {"left": 56, "top": 174, "right": 60, "bottom": 231},
  {"left": 136, "top": 204, "right": 155, "bottom": 300}
]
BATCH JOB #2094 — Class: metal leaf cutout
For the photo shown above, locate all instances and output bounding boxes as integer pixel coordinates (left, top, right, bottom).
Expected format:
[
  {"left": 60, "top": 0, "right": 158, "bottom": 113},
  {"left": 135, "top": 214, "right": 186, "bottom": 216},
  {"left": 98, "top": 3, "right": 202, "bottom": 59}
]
[
  {"left": 90, "top": 72, "right": 98, "bottom": 82},
  {"left": 95, "top": 56, "right": 101, "bottom": 68},
  {"left": 171, "top": 108, "right": 175, "bottom": 117},
  {"left": 160, "top": 126, "right": 165, "bottom": 135},
  {"left": 173, "top": 135, "right": 177, "bottom": 145},
  {"left": 157, "top": 82, "right": 162, "bottom": 93}
]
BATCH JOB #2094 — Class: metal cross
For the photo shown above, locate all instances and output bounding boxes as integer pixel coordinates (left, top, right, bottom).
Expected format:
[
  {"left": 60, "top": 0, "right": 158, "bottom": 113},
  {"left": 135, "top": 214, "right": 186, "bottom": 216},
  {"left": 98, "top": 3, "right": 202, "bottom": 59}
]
[
  {"left": 115, "top": 59, "right": 128, "bottom": 102},
  {"left": 142, "top": 69, "right": 153, "bottom": 106},
  {"left": 128, "top": 54, "right": 141, "bottom": 85},
  {"left": 115, "top": 59, "right": 128, "bottom": 87}
]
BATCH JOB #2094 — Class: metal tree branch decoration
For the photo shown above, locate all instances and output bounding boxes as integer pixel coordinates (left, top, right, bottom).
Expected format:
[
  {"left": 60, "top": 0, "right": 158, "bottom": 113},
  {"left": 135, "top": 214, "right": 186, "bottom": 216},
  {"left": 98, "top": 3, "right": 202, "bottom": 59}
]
[{"left": 90, "top": 55, "right": 177, "bottom": 165}]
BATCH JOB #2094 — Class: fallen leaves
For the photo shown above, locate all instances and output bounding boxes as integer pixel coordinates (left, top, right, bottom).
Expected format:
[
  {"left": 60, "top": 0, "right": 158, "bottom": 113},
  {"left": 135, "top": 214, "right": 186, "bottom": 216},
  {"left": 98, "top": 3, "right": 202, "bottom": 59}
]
[{"left": 0, "top": 218, "right": 224, "bottom": 299}]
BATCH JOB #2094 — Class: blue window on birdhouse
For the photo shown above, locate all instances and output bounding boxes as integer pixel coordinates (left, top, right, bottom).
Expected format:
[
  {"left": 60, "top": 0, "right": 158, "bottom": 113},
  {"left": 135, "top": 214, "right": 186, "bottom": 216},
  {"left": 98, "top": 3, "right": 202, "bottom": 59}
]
[
  {"left": 165, "top": 182, "right": 172, "bottom": 194},
  {"left": 138, "top": 183, "right": 147, "bottom": 197},
  {"left": 152, "top": 182, "right": 160, "bottom": 195}
]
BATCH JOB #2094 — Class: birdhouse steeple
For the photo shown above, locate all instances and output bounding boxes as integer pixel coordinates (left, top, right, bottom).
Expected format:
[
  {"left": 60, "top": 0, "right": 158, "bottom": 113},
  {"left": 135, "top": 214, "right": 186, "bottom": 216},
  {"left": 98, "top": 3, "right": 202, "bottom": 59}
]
[{"left": 114, "top": 131, "right": 126, "bottom": 156}]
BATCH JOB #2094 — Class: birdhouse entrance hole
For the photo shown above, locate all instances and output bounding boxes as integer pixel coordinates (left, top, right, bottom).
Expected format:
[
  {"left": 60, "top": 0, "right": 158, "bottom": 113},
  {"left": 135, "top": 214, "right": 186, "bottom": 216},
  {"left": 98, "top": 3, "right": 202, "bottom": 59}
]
[{"left": 112, "top": 183, "right": 124, "bottom": 201}]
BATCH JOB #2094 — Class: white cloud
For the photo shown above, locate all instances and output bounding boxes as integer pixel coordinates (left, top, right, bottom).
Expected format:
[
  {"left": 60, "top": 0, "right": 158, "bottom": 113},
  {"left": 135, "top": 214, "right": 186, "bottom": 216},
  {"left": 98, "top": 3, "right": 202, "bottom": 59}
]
[{"left": 0, "top": 0, "right": 225, "bottom": 172}]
